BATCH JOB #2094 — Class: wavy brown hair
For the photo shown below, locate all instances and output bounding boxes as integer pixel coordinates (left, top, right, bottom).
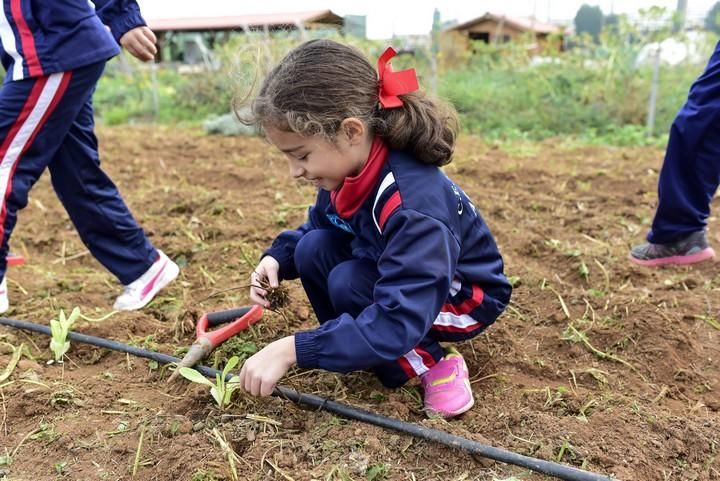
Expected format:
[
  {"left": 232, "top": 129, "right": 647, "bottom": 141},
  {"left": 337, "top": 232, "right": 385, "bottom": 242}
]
[{"left": 241, "top": 39, "right": 459, "bottom": 166}]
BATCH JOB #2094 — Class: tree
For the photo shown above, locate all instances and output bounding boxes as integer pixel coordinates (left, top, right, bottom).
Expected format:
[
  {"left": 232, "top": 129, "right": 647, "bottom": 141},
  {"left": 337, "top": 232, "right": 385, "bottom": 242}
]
[
  {"left": 705, "top": 1, "right": 720, "bottom": 34},
  {"left": 574, "top": 4, "right": 604, "bottom": 41},
  {"left": 673, "top": 0, "right": 687, "bottom": 32},
  {"left": 604, "top": 13, "right": 620, "bottom": 34}
]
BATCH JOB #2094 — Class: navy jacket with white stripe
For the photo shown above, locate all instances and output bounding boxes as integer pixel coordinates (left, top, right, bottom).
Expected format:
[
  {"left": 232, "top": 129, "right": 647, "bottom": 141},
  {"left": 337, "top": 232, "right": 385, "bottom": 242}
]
[
  {"left": 0, "top": 0, "right": 144, "bottom": 82},
  {"left": 266, "top": 144, "right": 512, "bottom": 373}
]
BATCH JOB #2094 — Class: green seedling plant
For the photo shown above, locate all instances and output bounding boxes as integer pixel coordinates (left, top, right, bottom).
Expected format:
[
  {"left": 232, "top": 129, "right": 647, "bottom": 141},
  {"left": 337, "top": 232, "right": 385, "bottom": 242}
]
[
  {"left": 50, "top": 307, "right": 81, "bottom": 362},
  {"left": 178, "top": 356, "right": 242, "bottom": 409},
  {"left": 47, "top": 307, "right": 114, "bottom": 364}
]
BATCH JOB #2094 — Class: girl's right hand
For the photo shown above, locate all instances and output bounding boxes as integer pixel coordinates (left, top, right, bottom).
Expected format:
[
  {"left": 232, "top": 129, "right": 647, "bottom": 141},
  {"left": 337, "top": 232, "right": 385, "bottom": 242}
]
[
  {"left": 249, "top": 256, "right": 280, "bottom": 307},
  {"left": 119, "top": 26, "right": 157, "bottom": 62}
]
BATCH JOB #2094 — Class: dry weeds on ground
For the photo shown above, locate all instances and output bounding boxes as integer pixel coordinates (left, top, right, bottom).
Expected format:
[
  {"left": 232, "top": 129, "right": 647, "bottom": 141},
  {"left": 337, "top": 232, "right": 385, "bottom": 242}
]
[{"left": 0, "top": 126, "right": 718, "bottom": 481}]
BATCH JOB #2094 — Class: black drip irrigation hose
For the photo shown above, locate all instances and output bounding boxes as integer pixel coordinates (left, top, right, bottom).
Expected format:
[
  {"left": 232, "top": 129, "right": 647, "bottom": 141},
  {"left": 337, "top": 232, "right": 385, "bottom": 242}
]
[{"left": 0, "top": 317, "right": 616, "bottom": 481}]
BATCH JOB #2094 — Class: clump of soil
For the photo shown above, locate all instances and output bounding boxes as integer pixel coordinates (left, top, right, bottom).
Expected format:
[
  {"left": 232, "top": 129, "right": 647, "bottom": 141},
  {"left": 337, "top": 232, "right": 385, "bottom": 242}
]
[{"left": 261, "top": 282, "right": 290, "bottom": 311}]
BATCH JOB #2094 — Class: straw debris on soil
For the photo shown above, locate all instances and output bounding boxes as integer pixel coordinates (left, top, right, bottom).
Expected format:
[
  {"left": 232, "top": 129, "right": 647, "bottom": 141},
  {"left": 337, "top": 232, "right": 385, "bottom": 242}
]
[{"left": 0, "top": 126, "right": 717, "bottom": 481}]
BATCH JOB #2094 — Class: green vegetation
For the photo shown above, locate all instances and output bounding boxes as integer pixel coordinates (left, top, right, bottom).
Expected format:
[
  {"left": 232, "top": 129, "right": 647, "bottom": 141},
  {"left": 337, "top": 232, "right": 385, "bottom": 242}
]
[
  {"left": 178, "top": 355, "right": 242, "bottom": 409},
  {"left": 439, "top": 11, "right": 715, "bottom": 144},
  {"left": 49, "top": 307, "right": 80, "bottom": 362},
  {"left": 94, "top": 11, "right": 718, "bottom": 146}
]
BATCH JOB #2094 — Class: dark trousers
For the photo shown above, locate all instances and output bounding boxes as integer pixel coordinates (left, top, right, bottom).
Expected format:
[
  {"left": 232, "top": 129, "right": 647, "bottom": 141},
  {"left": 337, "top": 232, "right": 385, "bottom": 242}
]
[
  {"left": 649, "top": 41, "right": 720, "bottom": 244},
  {"left": 0, "top": 61, "right": 156, "bottom": 284},
  {"left": 294, "top": 229, "right": 446, "bottom": 387}
]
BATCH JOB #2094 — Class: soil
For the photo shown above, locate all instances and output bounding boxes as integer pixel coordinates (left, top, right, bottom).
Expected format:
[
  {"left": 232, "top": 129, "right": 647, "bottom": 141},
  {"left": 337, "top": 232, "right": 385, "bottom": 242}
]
[{"left": 0, "top": 126, "right": 718, "bottom": 481}]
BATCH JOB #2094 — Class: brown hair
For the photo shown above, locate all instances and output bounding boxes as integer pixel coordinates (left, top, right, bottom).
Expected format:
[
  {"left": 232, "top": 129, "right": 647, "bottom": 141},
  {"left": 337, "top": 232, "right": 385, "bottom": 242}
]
[{"left": 242, "top": 39, "right": 458, "bottom": 166}]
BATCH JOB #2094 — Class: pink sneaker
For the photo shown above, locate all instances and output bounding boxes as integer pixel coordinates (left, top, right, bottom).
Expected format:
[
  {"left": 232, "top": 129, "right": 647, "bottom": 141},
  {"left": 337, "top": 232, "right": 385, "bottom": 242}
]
[
  {"left": 6, "top": 252, "right": 25, "bottom": 267},
  {"left": 420, "top": 348, "right": 474, "bottom": 419},
  {"left": 113, "top": 250, "right": 179, "bottom": 311}
]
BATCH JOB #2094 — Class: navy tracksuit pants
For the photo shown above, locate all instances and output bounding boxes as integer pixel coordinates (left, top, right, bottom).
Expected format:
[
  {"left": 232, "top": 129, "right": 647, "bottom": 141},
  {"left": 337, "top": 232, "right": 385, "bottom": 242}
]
[
  {"left": 294, "top": 229, "right": 460, "bottom": 388},
  {"left": 0, "top": 61, "right": 157, "bottom": 284},
  {"left": 649, "top": 41, "right": 720, "bottom": 244}
]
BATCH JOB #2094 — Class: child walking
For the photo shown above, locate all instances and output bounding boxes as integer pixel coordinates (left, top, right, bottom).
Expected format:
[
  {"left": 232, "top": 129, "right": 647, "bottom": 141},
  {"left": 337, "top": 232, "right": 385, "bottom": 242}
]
[
  {"left": 240, "top": 40, "right": 511, "bottom": 418},
  {"left": 629, "top": 41, "right": 720, "bottom": 266},
  {"left": 0, "top": 0, "right": 179, "bottom": 313}
]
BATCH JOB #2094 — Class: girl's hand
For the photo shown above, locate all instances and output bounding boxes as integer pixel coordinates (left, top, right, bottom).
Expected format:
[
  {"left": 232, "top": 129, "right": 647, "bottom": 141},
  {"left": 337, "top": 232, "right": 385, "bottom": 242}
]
[
  {"left": 239, "top": 336, "right": 296, "bottom": 396},
  {"left": 250, "top": 256, "right": 280, "bottom": 307},
  {"left": 119, "top": 26, "right": 157, "bottom": 62}
]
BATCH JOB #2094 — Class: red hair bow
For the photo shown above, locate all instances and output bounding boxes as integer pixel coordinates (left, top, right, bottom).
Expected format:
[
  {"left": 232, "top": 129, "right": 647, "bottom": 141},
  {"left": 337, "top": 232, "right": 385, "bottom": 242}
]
[{"left": 377, "top": 47, "right": 419, "bottom": 109}]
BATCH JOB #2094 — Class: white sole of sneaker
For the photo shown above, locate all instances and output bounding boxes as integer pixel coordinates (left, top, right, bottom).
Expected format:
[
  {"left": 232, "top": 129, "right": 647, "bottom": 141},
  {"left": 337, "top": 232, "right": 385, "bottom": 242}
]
[
  {"left": 425, "top": 396, "right": 475, "bottom": 419},
  {"left": 0, "top": 278, "right": 7, "bottom": 314},
  {"left": 116, "top": 260, "right": 180, "bottom": 311},
  {"left": 447, "top": 390, "right": 475, "bottom": 417}
]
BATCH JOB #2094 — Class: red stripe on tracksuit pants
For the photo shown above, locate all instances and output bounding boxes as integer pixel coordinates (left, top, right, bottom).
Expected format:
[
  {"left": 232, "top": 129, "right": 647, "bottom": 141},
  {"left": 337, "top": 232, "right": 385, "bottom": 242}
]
[
  {"left": 0, "top": 61, "right": 157, "bottom": 285},
  {"left": 0, "top": 74, "right": 67, "bottom": 240}
]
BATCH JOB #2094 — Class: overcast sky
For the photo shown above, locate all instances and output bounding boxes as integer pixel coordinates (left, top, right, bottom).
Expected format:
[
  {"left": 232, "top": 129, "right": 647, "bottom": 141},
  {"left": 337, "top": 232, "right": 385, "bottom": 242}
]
[{"left": 138, "top": 1, "right": 719, "bottom": 38}]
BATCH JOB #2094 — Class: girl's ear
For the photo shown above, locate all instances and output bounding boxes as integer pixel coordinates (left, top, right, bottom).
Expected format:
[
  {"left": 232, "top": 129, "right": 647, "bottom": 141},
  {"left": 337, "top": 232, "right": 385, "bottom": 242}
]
[{"left": 339, "top": 117, "right": 368, "bottom": 145}]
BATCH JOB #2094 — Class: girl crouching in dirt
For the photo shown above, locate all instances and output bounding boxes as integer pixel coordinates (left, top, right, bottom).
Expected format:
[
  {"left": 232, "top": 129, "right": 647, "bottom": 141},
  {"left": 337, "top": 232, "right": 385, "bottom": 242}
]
[{"left": 240, "top": 39, "right": 511, "bottom": 418}]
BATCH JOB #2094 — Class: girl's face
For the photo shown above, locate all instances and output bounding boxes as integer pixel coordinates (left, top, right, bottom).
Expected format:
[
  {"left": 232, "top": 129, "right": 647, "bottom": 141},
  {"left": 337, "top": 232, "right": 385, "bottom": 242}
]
[{"left": 264, "top": 121, "right": 372, "bottom": 191}]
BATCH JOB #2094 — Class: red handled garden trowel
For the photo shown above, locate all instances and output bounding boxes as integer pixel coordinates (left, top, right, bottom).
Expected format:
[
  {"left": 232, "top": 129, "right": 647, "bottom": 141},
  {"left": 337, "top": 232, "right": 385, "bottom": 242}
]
[{"left": 168, "top": 305, "right": 263, "bottom": 381}]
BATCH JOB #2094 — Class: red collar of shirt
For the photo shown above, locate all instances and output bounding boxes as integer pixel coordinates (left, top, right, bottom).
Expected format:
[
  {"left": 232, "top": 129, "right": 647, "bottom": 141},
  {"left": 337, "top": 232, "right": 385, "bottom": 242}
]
[{"left": 331, "top": 137, "right": 388, "bottom": 219}]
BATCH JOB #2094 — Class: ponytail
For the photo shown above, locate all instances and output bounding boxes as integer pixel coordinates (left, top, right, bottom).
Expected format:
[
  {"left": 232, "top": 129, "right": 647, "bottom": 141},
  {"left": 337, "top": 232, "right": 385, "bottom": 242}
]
[{"left": 371, "top": 91, "right": 459, "bottom": 166}]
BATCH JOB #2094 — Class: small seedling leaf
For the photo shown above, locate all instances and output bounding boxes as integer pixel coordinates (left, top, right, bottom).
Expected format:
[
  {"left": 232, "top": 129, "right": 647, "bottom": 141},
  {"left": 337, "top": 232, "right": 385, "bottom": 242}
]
[
  {"left": 49, "top": 338, "right": 70, "bottom": 362},
  {"left": 50, "top": 319, "right": 62, "bottom": 339},
  {"left": 178, "top": 367, "right": 215, "bottom": 387},
  {"left": 66, "top": 307, "right": 81, "bottom": 325},
  {"left": 223, "top": 356, "right": 240, "bottom": 376},
  {"left": 209, "top": 385, "right": 222, "bottom": 407}
]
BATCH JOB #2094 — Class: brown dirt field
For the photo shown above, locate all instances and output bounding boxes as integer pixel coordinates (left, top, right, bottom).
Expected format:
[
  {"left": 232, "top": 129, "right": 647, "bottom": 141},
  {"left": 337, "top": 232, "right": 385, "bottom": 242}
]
[{"left": 0, "top": 126, "right": 718, "bottom": 481}]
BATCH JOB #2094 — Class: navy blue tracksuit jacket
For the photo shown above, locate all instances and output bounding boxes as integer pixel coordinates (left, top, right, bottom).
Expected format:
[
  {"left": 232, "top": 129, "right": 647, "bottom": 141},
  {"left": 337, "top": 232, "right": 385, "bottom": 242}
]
[
  {"left": 0, "top": 0, "right": 157, "bottom": 284},
  {"left": 266, "top": 140, "right": 512, "bottom": 387}
]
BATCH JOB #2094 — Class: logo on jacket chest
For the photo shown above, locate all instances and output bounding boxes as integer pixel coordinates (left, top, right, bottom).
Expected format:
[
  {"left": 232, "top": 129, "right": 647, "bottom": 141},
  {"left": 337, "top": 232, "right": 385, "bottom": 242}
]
[{"left": 326, "top": 213, "right": 356, "bottom": 234}]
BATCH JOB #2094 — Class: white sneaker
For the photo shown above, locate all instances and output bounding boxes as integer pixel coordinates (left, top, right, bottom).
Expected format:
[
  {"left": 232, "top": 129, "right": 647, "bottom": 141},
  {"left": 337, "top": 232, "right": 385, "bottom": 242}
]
[
  {"left": 0, "top": 277, "right": 7, "bottom": 314},
  {"left": 113, "top": 250, "right": 179, "bottom": 311}
]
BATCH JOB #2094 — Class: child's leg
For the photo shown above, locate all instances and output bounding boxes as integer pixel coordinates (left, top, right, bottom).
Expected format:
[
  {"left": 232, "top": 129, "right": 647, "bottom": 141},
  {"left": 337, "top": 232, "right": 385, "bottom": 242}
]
[
  {"left": 47, "top": 97, "right": 157, "bottom": 284},
  {"left": 649, "top": 113, "right": 720, "bottom": 244},
  {"left": 648, "top": 42, "right": 720, "bottom": 244},
  {"left": 0, "top": 66, "right": 102, "bottom": 285},
  {"left": 294, "top": 229, "right": 352, "bottom": 323},
  {"left": 323, "top": 256, "right": 446, "bottom": 388},
  {"left": 372, "top": 337, "right": 445, "bottom": 388},
  {"left": 417, "top": 282, "right": 508, "bottom": 418}
]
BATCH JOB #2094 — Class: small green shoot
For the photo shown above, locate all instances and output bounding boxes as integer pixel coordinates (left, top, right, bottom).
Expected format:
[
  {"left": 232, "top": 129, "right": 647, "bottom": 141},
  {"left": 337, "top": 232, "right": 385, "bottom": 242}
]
[
  {"left": 366, "top": 463, "right": 389, "bottom": 480},
  {"left": 179, "top": 356, "right": 242, "bottom": 409},
  {"left": 50, "top": 307, "right": 81, "bottom": 362},
  {"left": 507, "top": 275, "right": 522, "bottom": 287},
  {"left": 54, "top": 461, "right": 67, "bottom": 474},
  {"left": 29, "top": 422, "right": 60, "bottom": 443},
  {"left": 556, "top": 439, "right": 577, "bottom": 462},
  {"left": 577, "top": 260, "right": 589, "bottom": 281},
  {"left": 190, "top": 471, "right": 221, "bottom": 481},
  {"left": 586, "top": 288, "right": 605, "bottom": 298}
]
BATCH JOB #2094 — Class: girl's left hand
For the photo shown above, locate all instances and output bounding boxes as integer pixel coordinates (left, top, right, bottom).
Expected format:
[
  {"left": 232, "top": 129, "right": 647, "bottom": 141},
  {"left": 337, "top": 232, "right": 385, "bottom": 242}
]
[{"left": 239, "top": 336, "right": 297, "bottom": 396}]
